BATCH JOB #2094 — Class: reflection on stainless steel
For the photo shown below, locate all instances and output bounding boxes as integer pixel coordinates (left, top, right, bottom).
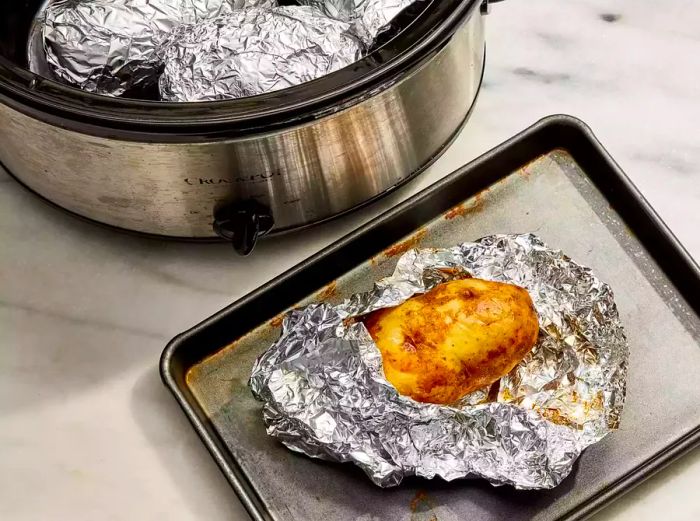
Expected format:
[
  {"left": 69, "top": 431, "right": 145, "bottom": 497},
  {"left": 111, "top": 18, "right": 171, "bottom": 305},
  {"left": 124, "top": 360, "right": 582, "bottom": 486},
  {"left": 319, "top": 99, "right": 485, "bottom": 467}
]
[
  {"left": 160, "top": 7, "right": 364, "bottom": 102},
  {"left": 1, "top": 11, "right": 484, "bottom": 238},
  {"left": 35, "top": 0, "right": 277, "bottom": 96}
]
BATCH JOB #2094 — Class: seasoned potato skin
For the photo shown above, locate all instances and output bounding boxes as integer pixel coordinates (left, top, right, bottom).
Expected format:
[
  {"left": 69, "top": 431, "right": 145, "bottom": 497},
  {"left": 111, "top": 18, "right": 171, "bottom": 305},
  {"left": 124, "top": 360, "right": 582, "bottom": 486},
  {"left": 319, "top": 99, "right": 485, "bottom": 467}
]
[{"left": 362, "top": 278, "right": 539, "bottom": 404}]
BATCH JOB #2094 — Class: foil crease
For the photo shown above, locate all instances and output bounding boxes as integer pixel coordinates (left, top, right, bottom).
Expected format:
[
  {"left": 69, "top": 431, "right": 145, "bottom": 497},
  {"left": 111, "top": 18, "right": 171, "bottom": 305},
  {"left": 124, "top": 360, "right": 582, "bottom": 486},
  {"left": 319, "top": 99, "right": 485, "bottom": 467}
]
[
  {"left": 159, "top": 7, "right": 364, "bottom": 102},
  {"left": 299, "top": 0, "right": 425, "bottom": 44},
  {"left": 249, "top": 234, "right": 629, "bottom": 489},
  {"left": 37, "top": 0, "right": 277, "bottom": 96}
]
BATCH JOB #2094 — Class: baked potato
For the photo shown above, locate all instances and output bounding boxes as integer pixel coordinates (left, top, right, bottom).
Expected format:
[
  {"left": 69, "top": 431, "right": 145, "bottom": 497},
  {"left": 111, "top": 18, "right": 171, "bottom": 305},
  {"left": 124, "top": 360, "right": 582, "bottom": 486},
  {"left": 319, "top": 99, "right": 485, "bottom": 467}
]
[{"left": 362, "top": 278, "right": 539, "bottom": 404}]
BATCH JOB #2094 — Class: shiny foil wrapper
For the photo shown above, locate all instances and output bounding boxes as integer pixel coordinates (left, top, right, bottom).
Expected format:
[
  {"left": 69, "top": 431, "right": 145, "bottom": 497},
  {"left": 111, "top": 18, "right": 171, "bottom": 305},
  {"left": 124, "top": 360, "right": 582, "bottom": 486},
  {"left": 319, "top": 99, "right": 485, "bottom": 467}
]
[
  {"left": 36, "top": 0, "right": 276, "bottom": 96},
  {"left": 249, "top": 234, "right": 629, "bottom": 489},
  {"left": 299, "top": 0, "right": 425, "bottom": 44},
  {"left": 159, "top": 7, "right": 364, "bottom": 102}
]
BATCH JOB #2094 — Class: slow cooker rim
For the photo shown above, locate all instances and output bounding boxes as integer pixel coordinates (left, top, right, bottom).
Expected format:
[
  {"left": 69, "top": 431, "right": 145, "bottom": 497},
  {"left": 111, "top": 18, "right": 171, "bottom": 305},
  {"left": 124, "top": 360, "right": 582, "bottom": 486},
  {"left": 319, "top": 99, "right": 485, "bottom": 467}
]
[{"left": 0, "top": 0, "right": 481, "bottom": 136}]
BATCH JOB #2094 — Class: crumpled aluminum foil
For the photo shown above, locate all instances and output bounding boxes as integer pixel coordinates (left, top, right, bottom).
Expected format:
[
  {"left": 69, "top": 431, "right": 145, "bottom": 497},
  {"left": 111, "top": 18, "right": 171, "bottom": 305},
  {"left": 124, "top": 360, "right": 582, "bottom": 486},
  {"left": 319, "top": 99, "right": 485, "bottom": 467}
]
[
  {"left": 35, "top": 0, "right": 277, "bottom": 96},
  {"left": 159, "top": 6, "right": 364, "bottom": 102},
  {"left": 299, "top": 0, "right": 426, "bottom": 45},
  {"left": 249, "top": 234, "right": 629, "bottom": 489}
]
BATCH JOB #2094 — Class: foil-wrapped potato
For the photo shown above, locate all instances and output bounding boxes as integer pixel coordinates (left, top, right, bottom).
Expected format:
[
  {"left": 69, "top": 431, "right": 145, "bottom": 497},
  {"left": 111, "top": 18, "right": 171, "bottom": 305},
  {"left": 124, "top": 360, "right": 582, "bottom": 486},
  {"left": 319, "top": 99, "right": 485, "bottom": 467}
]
[
  {"left": 362, "top": 278, "right": 539, "bottom": 404},
  {"left": 39, "top": 0, "right": 277, "bottom": 97},
  {"left": 159, "top": 6, "right": 364, "bottom": 101},
  {"left": 298, "top": 0, "right": 423, "bottom": 45}
]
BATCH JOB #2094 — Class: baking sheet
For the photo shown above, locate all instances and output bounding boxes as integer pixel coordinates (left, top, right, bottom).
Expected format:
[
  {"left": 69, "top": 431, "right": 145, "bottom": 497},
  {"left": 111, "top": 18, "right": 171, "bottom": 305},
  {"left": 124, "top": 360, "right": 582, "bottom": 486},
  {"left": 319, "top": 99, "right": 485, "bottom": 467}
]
[{"left": 161, "top": 115, "right": 700, "bottom": 521}]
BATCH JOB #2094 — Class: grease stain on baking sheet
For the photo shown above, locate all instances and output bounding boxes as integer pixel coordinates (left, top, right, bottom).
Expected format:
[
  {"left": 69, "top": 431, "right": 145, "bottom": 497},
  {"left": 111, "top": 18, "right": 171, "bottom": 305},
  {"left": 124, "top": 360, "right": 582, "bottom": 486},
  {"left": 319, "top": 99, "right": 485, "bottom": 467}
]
[
  {"left": 186, "top": 340, "right": 240, "bottom": 388},
  {"left": 410, "top": 490, "right": 438, "bottom": 521},
  {"left": 384, "top": 229, "right": 428, "bottom": 258},
  {"left": 444, "top": 203, "right": 468, "bottom": 220},
  {"left": 185, "top": 326, "right": 263, "bottom": 389},
  {"left": 519, "top": 165, "right": 534, "bottom": 180},
  {"left": 444, "top": 192, "right": 485, "bottom": 220},
  {"left": 269, "top": 313, "right": 285, "bottom": 328},
  {"left": 316, "top": 280, "right": 338, "bottom": 301}
]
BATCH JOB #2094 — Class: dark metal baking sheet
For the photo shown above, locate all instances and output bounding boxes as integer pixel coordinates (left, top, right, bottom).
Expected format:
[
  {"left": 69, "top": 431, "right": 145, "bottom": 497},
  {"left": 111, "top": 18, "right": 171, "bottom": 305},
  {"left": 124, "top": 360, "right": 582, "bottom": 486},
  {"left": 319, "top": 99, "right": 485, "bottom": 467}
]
[{"left": 160, "top": 115, "right": 700, "bottom": 521}]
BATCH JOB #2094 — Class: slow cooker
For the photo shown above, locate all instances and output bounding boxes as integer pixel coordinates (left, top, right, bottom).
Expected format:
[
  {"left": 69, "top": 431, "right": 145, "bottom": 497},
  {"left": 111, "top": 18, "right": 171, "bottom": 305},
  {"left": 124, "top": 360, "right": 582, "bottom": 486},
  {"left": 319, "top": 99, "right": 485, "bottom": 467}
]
[{"left": 0, "top": 0, "right": 490, "bottom": 254}]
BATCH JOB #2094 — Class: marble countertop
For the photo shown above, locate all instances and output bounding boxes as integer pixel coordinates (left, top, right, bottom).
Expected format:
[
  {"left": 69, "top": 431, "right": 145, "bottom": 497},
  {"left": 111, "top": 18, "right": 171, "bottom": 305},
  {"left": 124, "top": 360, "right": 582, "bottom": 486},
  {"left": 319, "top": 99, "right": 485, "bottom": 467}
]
[{"left": 2, "top": 0, "right": 699, "bottom": 519}]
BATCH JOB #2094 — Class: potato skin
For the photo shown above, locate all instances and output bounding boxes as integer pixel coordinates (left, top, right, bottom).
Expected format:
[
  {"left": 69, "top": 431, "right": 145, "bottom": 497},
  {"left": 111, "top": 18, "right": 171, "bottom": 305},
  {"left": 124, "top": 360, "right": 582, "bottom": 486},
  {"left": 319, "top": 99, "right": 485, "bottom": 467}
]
[{"left": 362, "top": 278, "right": 539, "bottom": 404}]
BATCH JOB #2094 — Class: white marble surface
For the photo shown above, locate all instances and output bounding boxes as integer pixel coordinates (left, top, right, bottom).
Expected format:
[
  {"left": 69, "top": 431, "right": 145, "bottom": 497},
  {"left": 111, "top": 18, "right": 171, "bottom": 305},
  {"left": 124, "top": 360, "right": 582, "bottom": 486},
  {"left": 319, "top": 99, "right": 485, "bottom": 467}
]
[{"left": 1, "top": 0, "right": 699, "bottom": 519}]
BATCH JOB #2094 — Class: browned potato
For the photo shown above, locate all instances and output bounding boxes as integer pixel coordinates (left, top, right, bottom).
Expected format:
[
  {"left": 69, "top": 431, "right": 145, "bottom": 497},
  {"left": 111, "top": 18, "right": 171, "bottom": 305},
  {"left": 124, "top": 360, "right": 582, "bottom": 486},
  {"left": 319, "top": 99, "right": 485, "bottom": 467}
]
[{"left": 362, "top": 278, "right": 539, "bottom": 404}]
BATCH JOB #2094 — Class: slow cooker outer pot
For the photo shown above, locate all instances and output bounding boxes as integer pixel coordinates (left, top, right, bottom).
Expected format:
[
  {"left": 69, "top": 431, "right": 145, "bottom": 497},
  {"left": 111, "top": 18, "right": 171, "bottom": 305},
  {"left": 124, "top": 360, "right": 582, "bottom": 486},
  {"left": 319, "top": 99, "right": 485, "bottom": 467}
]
[{"left": 0, "top": 11, "right": 485, "bottom": 239}]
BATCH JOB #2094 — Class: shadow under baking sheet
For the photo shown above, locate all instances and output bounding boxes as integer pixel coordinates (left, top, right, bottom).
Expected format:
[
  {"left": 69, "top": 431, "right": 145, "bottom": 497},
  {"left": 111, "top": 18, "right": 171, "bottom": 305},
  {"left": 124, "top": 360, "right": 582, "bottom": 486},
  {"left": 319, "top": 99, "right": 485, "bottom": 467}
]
[{"left": 161, "top": 116, "right": 700, "bottom": 521}]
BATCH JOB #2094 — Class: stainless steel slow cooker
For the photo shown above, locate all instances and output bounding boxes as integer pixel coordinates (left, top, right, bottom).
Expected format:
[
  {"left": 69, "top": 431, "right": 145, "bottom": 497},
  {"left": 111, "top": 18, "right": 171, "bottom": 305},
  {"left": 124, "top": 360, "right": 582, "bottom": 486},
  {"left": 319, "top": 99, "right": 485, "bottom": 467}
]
[{"left": 0, "top": 0, "right": 489, "bottom": 254}]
